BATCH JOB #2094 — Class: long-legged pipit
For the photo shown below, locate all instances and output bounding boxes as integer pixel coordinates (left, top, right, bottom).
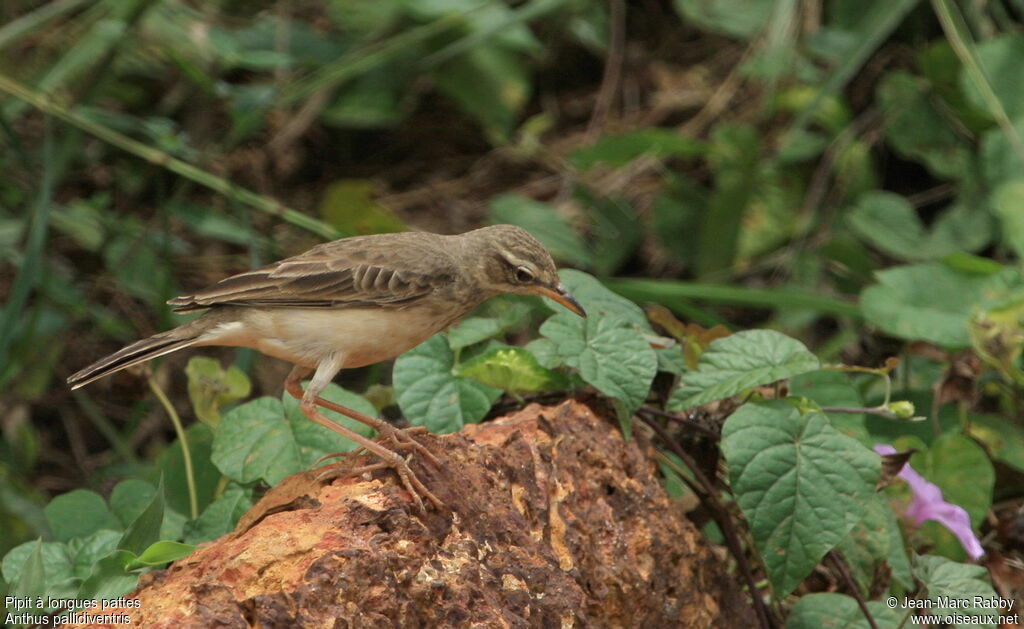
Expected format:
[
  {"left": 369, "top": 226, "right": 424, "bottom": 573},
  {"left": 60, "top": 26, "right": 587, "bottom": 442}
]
[{"left": 68, "top": 225, "right": 586, "bottom": 510}]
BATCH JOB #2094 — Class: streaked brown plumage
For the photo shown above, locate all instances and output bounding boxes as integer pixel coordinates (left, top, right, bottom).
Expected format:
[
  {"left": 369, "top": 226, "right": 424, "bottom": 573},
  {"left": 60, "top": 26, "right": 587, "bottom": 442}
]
[{"left": 68, "top": 225, "right": 586, "bottom": 510}]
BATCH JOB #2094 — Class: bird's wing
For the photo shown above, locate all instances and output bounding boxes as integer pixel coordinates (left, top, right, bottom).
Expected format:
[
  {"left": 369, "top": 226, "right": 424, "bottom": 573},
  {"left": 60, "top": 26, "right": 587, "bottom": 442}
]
[{"left": 168, "top": 237, "right": 456, "bottom": 312}]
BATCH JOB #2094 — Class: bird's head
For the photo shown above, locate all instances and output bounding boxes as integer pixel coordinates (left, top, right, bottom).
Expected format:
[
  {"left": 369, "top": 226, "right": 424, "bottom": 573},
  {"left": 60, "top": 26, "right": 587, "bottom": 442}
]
[{"left": 464, "top": 225, "right": 586, "bottom": 317}]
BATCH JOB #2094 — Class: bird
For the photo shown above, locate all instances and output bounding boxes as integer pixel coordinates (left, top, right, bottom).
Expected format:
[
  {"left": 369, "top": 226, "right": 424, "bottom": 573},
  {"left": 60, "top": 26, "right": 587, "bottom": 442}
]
[{"left": 67, "top": 224, "right": 587, "bottom": 511}]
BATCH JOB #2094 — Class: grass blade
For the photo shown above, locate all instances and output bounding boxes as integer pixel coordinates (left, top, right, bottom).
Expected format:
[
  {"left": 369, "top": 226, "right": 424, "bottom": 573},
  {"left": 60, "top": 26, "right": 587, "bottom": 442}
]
[
  {"left": 789, "top": 0, "right": 920, "bottom": 133},
  {"left": 931, "top": 0, "right": 1024, "bottom": 164},
  {"left": 0, "top": 0, "right": 90, "bottom": 52},
  {"left": 0, "top": 117, "right": 54, "bottom": 383},
  {"left": 0, "top": 71, "right": 339, "bottom": 239},
  {"left": 605, "top": 277, "right": 862, "bottom": 319}
]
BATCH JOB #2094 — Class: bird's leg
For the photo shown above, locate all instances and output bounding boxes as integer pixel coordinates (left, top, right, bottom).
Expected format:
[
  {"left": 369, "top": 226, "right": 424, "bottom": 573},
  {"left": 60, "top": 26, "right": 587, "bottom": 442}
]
[
  {"left": 285, "top": 363, "right": 444, "bottom": 511},
  {"left": 284, "top": 366, "right": 440, "bottom": 466}
]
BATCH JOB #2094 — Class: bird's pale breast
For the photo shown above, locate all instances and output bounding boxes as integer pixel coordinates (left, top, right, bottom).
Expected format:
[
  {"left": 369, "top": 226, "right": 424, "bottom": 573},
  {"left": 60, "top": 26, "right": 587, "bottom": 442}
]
[{"left": 197, "top": 306, "right": 459, "bottom": 369}]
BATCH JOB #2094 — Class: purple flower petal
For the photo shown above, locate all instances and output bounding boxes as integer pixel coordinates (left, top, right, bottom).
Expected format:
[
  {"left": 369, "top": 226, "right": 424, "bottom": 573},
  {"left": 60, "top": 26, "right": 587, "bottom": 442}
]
[{"left": 874, "top": 444, "right": 985, "bottom": 560}]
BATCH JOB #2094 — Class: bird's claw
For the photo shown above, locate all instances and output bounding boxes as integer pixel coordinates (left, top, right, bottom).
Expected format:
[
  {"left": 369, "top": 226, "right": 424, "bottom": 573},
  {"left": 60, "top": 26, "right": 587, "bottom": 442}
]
[
  {"left": 317, "top": 424, "right": 441, "bottom": 467},
  {"left": 317, "top": 454, "right": 444, "bottom": 513}
]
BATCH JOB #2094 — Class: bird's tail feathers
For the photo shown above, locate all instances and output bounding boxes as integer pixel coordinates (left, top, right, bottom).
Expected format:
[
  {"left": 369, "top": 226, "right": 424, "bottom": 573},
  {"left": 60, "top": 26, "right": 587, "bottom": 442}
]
[{"left": 67, "top": 327, "right": 202, "bottom": 390}]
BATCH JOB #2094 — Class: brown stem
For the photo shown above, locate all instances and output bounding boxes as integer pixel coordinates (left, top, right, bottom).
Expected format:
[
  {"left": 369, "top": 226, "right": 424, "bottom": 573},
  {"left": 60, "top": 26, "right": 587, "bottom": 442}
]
[
  {"left": 636, "top": 406, "right": 720, "bottom": 440},
  {"left": 828, "top": 551, "right": 878, "bottom": 629},
  {"left": 584, "top": 0, "right": 626, "bottom": 142},
  {"left": 639, "top": 415, "right": 778, "bottom": 629}
]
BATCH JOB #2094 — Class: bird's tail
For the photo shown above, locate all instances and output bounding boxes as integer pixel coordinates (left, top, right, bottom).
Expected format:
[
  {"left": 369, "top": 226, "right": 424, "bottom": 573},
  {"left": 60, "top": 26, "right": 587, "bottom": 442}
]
[{"left": 67, "top": 322, "right": 206, "bottom": 390}]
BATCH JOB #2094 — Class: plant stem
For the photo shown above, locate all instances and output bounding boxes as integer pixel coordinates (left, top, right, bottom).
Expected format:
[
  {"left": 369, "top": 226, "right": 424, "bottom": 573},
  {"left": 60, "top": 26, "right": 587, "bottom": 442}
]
[
  {"left": 148, "top": 375, "right": 199, "bottom": 519},
  {"left": 0, "top": 0, "right": 89, "bottom": 51},
  {"left": 821, "top": 406, "right": 898, "bottom": 419},
  {"left": 0, "top": 116, "right": 53, "bottom": 384},
  {"left": 828, "top": 551, "right": 878, "bottom": 629},
  {"left": 932, "top": 0, "right": 1024, "bottom": 165},
  {"left": 0, "top": 72, "right": 339, "bottom": 240},
  {"left": 606, "top": 278, "right": 861, "bottom": 319},
  {"left": 640, "top": 415, "right": 778, "bottom": 628}
]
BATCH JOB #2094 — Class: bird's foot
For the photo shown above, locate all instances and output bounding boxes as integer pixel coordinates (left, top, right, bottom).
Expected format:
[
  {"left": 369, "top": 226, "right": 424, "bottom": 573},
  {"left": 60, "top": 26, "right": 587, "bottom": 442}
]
[
  {"left": 295, "top": 391, "right": 446, "bottom": 512},
  {"left": 316, "top": 424, "right": 440, "bottom": 467},
  {"left": 317, "top": 452, "right": 445, "bottom": 512},
  {"left": 373, "top": 423, "right": 442, "bottom": 467}
]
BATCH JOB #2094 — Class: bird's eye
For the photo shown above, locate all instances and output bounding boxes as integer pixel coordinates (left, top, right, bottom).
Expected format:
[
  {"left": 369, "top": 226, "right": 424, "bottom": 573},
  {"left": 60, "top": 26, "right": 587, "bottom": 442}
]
[{"left": 514, "top": 266, "right": 535, "bottom": 283}]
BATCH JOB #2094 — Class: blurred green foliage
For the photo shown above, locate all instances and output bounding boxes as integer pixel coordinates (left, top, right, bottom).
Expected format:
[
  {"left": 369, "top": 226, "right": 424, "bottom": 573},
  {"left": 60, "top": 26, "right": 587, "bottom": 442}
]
[{"left": 2, "top": 0, "right": 1024, "bottom": 624}]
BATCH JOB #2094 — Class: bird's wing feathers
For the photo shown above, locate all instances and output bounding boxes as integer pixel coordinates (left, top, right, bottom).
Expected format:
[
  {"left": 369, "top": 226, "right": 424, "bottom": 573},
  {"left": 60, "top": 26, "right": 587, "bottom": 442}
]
[{"left": 168, "top": 236, "right": 456, "bottom": 312}]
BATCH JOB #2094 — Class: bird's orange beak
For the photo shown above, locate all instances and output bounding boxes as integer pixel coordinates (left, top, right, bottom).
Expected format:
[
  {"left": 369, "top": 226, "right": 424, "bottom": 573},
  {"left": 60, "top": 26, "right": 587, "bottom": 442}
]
[{"left": 534, "top": 283, "right": 587, "bottom": 317}]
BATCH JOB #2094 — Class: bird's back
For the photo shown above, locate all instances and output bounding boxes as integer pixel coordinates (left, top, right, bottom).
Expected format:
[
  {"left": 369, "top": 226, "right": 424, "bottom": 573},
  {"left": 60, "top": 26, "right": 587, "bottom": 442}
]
[{"left": 169, "top": 231, "right": 463, "bottom": 313}]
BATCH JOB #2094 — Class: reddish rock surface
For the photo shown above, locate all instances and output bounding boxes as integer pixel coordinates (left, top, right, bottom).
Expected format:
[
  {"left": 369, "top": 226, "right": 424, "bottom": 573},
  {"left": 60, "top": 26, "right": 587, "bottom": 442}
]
[{"left": 67, "top": 399, "right": 754, "bottom": 628}]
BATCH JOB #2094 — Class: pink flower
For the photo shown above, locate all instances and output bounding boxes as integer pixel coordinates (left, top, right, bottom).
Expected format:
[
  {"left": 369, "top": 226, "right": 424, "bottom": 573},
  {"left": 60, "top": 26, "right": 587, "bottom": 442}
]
[{"left": 874, "top": 444, "right": 985, "bottom": 560}]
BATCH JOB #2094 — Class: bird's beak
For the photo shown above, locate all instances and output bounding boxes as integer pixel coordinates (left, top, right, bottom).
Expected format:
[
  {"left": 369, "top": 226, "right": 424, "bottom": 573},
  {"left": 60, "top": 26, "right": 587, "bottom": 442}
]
[{"left": 535, "top": 283, "right": 587, "bottom": 317}]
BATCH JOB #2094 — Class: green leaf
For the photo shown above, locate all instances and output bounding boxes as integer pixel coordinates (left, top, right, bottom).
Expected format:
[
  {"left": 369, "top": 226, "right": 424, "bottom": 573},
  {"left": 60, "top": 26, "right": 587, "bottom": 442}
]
[
  {"left": 10, "top": 538, "right": 46, "bottom": 602},
  {"left": 992, "top": 179, "right": 1024, "bottom": 258},
  {"left": 943, "top": 251, "right": 1005, "bottom": 275},
  {"left": 672, "top": 0, "right": 774, "bottom": 39},
  {"left": 669, "top": 330, "right": 820, "bottom": 410},
  {"left": 447, "top": 301, "right": 530, "bottom": 350},
  {"left": 317, "top": 179, "right": 406, "bottom": 236},
  {"left": 321, "top": 72, "right": 409, "bottom": 129},
  {"left": 103, "top": 231, "right": 174, "bottom": 307},
  {"left": 2, "top": 540, "right": 75, "bottom": 598},
  {"left": 125, "top": 541, "right": 196, "bottom": 569},
  {"left": 185, "top": 356, "right": 252, "bottom": 427},
  {"left": 489, "top": 195, "right": 592, "bottom": 267},
  {"left": 393, "top": 335, "right": 501, "bottom": 433},
  {"left": 914, "top": 554, "right": 998, "bottom": 627},
  {"left": 109, "top": 479, "right": 157, "bottom": 529},
  {"left": 734, "top": 163, "right": 802, "bottom": 265},
  {"left": 432, "top": 44, "right": 530, "bottom": 143},
  {"left": 44, "top": 490, "right": 121, "bottom": 542},
  {"left": 862, "top": 263, "right": 1024, "bottom": 347},
  {"left": 885, "top": 505, "right": 915, "bottom": 590},
  {"left": 117, "top": 479, "right": 165, "bottom": 557},
  {"left": 836, "top": 494, "right": 892, "bottom": 596},
  {"left": 786, "top": 593, "right": 903, "bottom": 629},
  {"left": 67, "top": 530, "right": 122, "bottom": 582},
  {"left": 212, "top": 384, "right": 377, "bottom": 485},
  {"left": 581, "top": 193, "right": 644, "bottom": 275},
  {"left": 651, "top": 175, "right": 708, "bottom": 265},
  {"left": 790, "top": 370, "right": 868, "bottom": 443},
  {"left": 981, "top": 117, "right": 1024, "bottom": 187},
  {"left": 697, "top": 124, "right": 760, "bottom": 277},
  {"left": 960, "top": 33, "right": 1024, "bottom": 122},
  {"left": 568, "top": 128, "right": 705, "bottom": 170},
  {"left": 457, "top": 346, "right": 569, "bottom": 395},
  {"left": 524, "top": 337, "right": 560, "bottom": 369},
  {"left": 721, "top": 401, "right": 879, "bottom": 596},
  {"left": 539, "top": 313, "right": 657, "bottom": 413},
  {"left": 76, "top": 550, "right": 139, "bottom": 602},
  {"left": 158, "top": 423, "right": 221, "bottom": 517},
  {"left": 655, "top": 346, "right": 686, "bottom": 376},
  {"left": 967, "top": 414, "right": 1024, "bottom": 473},
  {"left": 183, "top": 485, "right": 254, "bottom": 545},
  {"left": 846, "top": 191, "right": 991, "bottom": 260},
  {"left": 877, "top": 70, "right": 972, "bottom": 179}
]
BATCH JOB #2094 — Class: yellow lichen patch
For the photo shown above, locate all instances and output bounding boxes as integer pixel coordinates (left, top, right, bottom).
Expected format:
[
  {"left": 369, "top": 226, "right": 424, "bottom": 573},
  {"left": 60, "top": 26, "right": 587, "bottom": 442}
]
[
  {"left": 548, "top": 477, "right": 574, "bottom": 572},
  {"left": 502, "top": 573, "right": 528, "bottom": 592},
  {"left": 510, "top": 483, "right": 527, "bottom": 515}
]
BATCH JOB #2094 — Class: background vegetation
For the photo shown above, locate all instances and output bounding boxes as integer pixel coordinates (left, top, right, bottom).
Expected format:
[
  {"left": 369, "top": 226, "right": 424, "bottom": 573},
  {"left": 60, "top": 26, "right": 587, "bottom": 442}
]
[{"left": 2, "top": 0, "right": 1024, "bottom": 626}]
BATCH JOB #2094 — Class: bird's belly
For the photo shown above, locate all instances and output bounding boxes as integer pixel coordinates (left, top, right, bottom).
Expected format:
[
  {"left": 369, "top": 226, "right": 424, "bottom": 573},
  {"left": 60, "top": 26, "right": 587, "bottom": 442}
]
[{"left": 203, "top": 307, "right": 446, "bottom": 369}]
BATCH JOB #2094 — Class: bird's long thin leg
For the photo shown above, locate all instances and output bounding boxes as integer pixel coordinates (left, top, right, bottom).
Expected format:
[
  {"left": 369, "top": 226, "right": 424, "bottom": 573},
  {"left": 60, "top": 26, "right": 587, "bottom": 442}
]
[
  {"left": 285, "top": 362, "right": 444, "bottom": 511},
  {"left": 283, "top": 366, "right": 440, "bottom": 466}
]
